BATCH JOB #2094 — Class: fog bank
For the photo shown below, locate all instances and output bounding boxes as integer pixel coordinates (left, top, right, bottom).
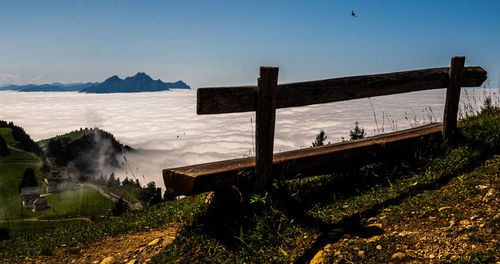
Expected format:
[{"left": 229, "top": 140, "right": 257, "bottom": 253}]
[{"left": 0, "top": 88, "right": 495, "bottom": 186}]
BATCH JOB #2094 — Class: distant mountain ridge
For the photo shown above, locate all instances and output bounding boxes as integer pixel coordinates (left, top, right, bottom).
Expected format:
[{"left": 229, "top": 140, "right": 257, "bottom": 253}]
[
  {"left": 0, "top": 73, "right": 190, "bottom": 93},
  {"left": 80, "top": 72, "right": 190, "bottom": 93},
  {"left": 0, "top": 82, "right": 98, "bottom": 92}
]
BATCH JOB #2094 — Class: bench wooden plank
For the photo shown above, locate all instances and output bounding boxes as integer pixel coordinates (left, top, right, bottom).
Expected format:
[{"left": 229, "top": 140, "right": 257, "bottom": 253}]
[
  {"left": 163, "top": 123, "right": 443, "bottom": 195},
  {"left": 197, "top": 66, "right": 486, "bottom": 115}
]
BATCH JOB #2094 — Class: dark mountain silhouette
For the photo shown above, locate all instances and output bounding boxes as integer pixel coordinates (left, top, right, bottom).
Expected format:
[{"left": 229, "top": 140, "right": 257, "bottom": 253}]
[
  {"left": 0, "top": 73, "right": 189, "bottom": 93},
  {"left": 0, "top": 82, "right": 98, "bottom": 92},
  {"left": 80, "top": 72, "right": 190, "bottom": 93}
]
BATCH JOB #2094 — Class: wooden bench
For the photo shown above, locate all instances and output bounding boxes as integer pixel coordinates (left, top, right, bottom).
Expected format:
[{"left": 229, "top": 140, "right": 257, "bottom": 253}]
[{"left": 163, "top": 57, "right": 486, "bottom": 195}]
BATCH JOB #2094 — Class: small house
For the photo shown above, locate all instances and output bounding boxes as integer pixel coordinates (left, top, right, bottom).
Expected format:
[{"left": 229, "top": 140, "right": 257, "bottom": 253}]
[
  {"left": 45, "top": 168, "right": 73, "bottom": 193},
  {"left": 20, "top": 187, "right": 42, "bottom": 209},
  {"left": 33, "top": 197, "right": 48, "bottom": 212}
]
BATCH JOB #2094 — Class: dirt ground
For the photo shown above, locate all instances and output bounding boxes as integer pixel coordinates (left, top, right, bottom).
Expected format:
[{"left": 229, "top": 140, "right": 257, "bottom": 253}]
[{"left": 24, "top": 223, "right": 178, "bottom": 264}]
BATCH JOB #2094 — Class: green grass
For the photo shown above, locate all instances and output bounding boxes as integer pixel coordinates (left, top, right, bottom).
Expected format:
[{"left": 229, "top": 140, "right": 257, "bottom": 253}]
[
  {"left": 0, "top": 220, "right": 86, "bottom": 240},
  {"left": 0, "top": 149, "right": 39, "bottom": 164},
  {"left": 40, "top": 186, "right": 114, "bottom": 218},
  {"left": 111, "top": 184, "right": 143, "bottom": 203},
  {"left": 37, "top": 128, "right": 90, "bottom": 145},
  {"left": 0, "top": 163, "right": 44, "bottom": 220},
  {"left": 0, "top": 128, "right": 44, "bottom": 220},
  {"left": 0, "top": 194, "right": 205, "bottom": 261},
  {"left": 0, "top": 128, "right": 16, "bottom": 146}
]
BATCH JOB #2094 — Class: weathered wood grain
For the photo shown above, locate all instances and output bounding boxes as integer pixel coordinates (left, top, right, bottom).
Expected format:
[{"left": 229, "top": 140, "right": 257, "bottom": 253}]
[
  {"left": 442, "top": 57, "right": 465, "bottom": 139},
  {"left": 254, "top": 67, "right": 279, "bottom": 191},
  {"left": 196, "top": 66, "right": 487, "bottom": 115},
  {"left": 163, "top": 123, "right": 443, "bottom": 195}
]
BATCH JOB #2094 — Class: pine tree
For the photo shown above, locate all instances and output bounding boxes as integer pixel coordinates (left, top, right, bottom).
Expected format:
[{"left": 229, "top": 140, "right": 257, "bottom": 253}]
[
  {"left": 18, "top": 168, "right": 37, "bottom": 191},
  {"left": 312, "top": 130, "right": 328, "bottom": 147},
  {"left": 349, "top": 122, "right": 366, "bottom": 140}
]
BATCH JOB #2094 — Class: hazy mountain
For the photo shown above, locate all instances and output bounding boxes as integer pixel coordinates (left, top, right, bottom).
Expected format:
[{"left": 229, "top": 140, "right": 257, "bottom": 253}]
[
  {"left": 80, "top": 72, "right": 190, "bottom": 93},
  {"left": 0, "top": 82, "right": 98, "bottom": 92},
  {"left": 0, "top": 73, "right": 189, "bottom": 93}
]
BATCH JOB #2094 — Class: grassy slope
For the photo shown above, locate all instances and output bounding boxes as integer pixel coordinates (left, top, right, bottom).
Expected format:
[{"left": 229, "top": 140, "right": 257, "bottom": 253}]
[
  {"left": 0, "top": 128, "right": 16, "bottom": 145},
  {"left": 150, "top": 108, "right": 500, "bottom": 263},
  {"left": 112, "top": 184, "right": 142, "bottom": 203},
  {"left": 0, "top": 151, "right": 44, "bottom": 219},
  {"left": 0, "top": 128, "right": 43, "bottom": 220},
  {"left": 319, "top": 154, "right": 500, "bottom": 263},
  {"left": 0, "top": 195, "right": 204, "bottom": 261},
  {"left": 37, "top": 129, "right": 89, "bottom": 145},
  {"left": 42, "top": 186, "right": 114, "bottom": 218}
]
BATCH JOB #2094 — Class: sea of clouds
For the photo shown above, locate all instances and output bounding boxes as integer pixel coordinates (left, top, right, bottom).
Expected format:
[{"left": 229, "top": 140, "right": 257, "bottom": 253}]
[{"left": 0, "top": 88, "right": 494, "bottom": 187}]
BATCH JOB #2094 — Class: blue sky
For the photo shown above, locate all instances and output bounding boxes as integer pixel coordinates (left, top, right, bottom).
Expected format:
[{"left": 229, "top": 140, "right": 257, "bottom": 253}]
[{"left": 1, "top": 0, "right": 499, "bottom": 88}]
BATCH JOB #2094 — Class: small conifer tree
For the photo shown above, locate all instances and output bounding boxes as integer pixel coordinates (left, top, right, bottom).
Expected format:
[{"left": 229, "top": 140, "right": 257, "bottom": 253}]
[
  {"left": 312, "top": 130, "right": 328, "bottom": 147},
  {"left": 349, "top": 122, "right": 366, "bottom": 140}
]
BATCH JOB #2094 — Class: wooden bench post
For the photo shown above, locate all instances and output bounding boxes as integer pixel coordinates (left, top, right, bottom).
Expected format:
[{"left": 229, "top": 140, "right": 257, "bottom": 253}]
[
  {"left": 255, "top": 67, "right": 279, "bottom": 191},
  {"left": 442, "top": 56, "right": 465, "bottom": 140}
]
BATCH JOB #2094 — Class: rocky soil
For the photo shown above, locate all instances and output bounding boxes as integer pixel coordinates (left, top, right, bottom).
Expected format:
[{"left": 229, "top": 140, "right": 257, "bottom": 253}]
[{"left": 23, "top": 224, "right": 178, "bottom": 264}]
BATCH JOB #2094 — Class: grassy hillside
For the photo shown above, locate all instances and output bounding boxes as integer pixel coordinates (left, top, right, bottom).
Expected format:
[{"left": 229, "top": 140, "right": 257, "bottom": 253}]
[
  {"left": 0, "top": 106, "right": 498, "bottom": 263},
  {"left": 0, "top": 159, "right": 44, "bottom": 220},
  {"left": 0, "top": 126, "right": 114, "bottom": 221},
  {"left": 42, "top": 186, "right": 114, "bottom": 218},
  {"left": 0, "top": 128, "right": 16, "bottom": 146},
  {"left": 37, "top": 128, "right": 90, "bottom": 146}
]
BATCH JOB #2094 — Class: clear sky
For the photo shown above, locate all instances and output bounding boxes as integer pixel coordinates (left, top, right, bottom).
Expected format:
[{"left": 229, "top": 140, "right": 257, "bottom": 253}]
[{"left": 1, "top": 0, "right": 499, "bottom": 88}]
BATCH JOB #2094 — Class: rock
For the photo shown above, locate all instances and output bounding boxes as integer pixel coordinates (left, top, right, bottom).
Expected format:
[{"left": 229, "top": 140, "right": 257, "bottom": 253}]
[
  {"left": 358, "top": 250, "right": 365, "bottom": 258},
  {"left": 438, "top": 206, "right": 452, "bottom": 212},
  {"left": 477, "top": 185, "right": 489, "bottom": 189},
  {"left": 429, "top": 254, "right": 435, "bottom": 259},
  {"left": 100, "top": 257, "right": 115, "bottom": 264},
  {"left": 367, "top": 223, "right": 382, "bottom": 229},
  {"left": 376, "top": 245, "right": 382, "bottom": 250},
  {"left": 147, "top": 238, "right": 161, "bottom": 247},
  {"left": 482, "top": 189, "right": 494, "bottom": 201},
  {"left": 459, "top": 220, "right": 470, "bottom": 226},
  {"left": 310, "top": 250, "right": 326, "bottom": 264},
  {"left": 323, "top": 244, "right": 332, "bottom": 252},
  {"left": 366, "top": 235, "right": 381, "bottom": 242},
  {"left": 126, "top": 260, "right": 137, "bottom": 264},
  {"left": 391, "top": 252, "right": 406, "bottom": 261}
]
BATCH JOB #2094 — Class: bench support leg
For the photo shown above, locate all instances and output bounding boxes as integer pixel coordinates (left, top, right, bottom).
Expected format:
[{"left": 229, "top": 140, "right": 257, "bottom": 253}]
[
  {"left": 442, "top": 56, "right": 465, "bottom": 141},
  {"left": 255, "top": 67, "right": 279, "bottom": 191}
]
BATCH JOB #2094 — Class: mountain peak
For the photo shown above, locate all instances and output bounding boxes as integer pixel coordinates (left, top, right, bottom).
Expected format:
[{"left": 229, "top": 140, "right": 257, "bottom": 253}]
[
  {"left": 105, "top": 75, "right": 121, "bottom": 82},
  {"left": 134, "top": 72, "right": 151, "bottom": 78},
  {"left": 80, "top": 73, "right": 190, "bottom": 93}
]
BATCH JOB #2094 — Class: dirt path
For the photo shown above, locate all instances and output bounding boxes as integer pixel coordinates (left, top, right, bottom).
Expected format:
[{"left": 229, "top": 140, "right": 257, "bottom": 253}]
[
  {"left": 25, "top": 223, "right": 178, "bottom": 264},
  {"left": 309, "top": 155, "right": 500, "bottom": 263}
]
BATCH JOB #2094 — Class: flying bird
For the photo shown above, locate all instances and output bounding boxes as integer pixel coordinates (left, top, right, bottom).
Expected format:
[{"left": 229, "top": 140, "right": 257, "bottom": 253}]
[{"left": 351, "top": 10, "right": 357, "bottom": 18}]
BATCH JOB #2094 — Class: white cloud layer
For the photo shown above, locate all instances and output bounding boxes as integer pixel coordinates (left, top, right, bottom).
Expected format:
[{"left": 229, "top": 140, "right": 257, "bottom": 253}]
[{"left": 0, "top": 88, "right": 494, "bottom": 187}]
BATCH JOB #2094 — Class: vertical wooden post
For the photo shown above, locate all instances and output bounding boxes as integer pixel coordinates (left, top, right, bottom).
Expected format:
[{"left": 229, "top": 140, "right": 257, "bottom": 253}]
[
  {"left": 442, "top": 56, "right": 465, "bottom": 140},
  {"left": 255, "top": 67, "right": 279, "bottom": 191}
]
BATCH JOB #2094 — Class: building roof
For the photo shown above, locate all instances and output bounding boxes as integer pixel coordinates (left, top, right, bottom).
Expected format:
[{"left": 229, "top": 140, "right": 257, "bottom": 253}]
[
  {"left": 46, "top": 169, "right": 69, "bottom": 181},
  {"left": 20, "top": 187, "right": 42, "bottom": 195}
]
